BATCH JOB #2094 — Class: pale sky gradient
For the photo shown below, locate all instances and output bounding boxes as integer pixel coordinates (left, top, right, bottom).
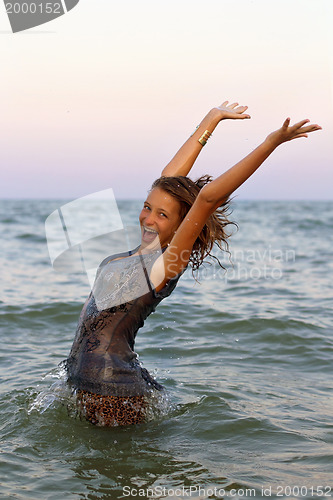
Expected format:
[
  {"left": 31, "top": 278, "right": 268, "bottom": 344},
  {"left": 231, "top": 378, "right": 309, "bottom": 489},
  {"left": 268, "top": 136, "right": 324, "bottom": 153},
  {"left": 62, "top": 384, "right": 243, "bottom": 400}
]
[{"left": 1, "top": 0, "right": 332, "bottom": 200}]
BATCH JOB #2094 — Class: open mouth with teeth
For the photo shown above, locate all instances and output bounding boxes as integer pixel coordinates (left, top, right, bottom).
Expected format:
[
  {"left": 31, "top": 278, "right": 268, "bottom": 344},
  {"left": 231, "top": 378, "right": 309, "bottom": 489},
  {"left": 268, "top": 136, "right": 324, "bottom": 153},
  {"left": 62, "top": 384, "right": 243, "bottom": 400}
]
[{"left": 142, "top": 226, "right": 159, "bottom": 244}]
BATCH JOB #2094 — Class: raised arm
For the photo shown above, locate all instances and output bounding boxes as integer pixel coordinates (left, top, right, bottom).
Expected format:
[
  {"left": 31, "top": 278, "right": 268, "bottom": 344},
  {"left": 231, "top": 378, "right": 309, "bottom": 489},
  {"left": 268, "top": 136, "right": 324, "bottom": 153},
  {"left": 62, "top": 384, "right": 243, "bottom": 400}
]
[
  {"left": 161, "top": 101, "right": 251, "bottom": 178},
  {"left": 199, "top": 117, "right": 322, "bottom": 208},
  {"left": 151, "top": 117, "right": 322, "bottom": 291}
]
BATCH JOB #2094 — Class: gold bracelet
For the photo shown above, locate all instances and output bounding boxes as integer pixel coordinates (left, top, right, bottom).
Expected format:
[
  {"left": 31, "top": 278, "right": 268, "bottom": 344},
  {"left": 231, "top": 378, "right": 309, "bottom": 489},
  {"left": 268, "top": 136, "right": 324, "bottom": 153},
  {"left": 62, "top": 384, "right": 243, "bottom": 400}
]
[{"left": 198, "top": 130, "right": 212, "bottom": 146}]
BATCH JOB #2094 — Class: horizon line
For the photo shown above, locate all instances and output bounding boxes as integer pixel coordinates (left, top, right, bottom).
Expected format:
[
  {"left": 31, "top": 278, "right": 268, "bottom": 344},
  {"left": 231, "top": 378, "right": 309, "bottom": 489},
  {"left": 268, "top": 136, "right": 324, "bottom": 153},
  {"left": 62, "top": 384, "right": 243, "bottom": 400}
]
[{"left": 1, "top": 197, "right": 332, "bottom": 202}]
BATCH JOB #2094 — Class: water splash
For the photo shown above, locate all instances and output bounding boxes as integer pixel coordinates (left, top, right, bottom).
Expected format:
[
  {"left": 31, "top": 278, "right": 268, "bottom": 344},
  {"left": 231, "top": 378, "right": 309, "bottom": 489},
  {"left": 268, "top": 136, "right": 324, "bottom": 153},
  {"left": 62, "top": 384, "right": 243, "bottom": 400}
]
[
  {"left": 143, "top": 388, "right": 176, "bottom": 423},
  {"left": 28, "top": 362, "right": 175, "bottom": 426},
  {"left": 28, "top": 362, "right": 71, "bottom": 415}
]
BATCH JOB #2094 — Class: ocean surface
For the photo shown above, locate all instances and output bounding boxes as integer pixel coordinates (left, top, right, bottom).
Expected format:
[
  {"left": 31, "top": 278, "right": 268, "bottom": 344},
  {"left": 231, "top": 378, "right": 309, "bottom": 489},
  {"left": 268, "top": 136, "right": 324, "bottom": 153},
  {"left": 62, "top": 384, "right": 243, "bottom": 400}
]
[{"left": 0, "top": 198, "right": 332, "bottom": 500}]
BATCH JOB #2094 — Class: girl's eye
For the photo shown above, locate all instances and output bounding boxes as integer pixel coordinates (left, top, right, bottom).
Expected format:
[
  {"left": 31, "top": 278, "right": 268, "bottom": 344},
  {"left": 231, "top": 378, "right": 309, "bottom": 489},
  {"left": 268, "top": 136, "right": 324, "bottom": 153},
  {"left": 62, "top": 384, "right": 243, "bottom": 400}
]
[{"left": 160, "top": 213, "right": 167, "bottom": 218}]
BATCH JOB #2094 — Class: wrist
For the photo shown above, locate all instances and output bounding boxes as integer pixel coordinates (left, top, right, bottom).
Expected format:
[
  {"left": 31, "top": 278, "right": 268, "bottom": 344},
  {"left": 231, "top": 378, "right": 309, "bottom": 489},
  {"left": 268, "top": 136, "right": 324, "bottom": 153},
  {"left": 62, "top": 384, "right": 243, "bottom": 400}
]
[
  {"left": 202, "top": 109, "right": 222, "bottom": 129},
  {"left": 264, "top": 133, "right": 282, "bottom": 151}
]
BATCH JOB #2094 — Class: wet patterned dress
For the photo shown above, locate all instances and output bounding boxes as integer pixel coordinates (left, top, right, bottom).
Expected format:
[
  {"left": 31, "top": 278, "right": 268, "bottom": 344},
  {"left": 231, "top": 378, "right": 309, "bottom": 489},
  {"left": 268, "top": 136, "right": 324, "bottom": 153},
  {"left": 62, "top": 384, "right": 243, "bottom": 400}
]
[{"left": 66, "top": 248, "right": 182, "bottom": 426}]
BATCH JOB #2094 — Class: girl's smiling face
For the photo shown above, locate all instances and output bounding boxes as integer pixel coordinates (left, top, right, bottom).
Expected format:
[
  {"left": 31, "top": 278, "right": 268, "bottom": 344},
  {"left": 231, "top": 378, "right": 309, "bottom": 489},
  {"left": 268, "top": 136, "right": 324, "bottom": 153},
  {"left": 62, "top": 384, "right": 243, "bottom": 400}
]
[{"left": 139, "top": 188, "right": 182, "bottom": 250}]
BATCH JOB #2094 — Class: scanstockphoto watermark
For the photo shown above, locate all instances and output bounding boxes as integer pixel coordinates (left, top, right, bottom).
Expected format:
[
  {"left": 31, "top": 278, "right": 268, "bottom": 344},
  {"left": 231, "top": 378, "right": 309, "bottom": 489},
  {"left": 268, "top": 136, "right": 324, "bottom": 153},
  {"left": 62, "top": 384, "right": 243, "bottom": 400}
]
[
  {"left": 183, "top": 246, "right": 296, "bottom": 283},
  {"left": 122, "top": 484, "right": 333, "bottom": 498},
  {"left": 122, "top": 485, "right": 257, "bottom": 498},
  {"left": 4, "top": 0, "right": 80, "bottom": 33}
]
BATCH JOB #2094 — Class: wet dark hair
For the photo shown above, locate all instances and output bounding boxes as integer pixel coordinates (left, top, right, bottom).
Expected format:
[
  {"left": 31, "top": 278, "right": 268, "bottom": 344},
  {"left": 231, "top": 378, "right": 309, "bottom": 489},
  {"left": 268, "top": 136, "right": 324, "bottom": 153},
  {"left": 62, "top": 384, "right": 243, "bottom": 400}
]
[{"left": 150, "top": 175, "right": 237, "bottom": 272}]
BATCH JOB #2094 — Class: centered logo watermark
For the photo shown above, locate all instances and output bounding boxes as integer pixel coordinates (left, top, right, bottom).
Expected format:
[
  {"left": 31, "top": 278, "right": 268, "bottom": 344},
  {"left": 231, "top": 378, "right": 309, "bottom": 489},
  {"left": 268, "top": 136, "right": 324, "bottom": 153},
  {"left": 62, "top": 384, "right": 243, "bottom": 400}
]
[{"left": 45, "top": 190, "right": 165, "bottom": 311}]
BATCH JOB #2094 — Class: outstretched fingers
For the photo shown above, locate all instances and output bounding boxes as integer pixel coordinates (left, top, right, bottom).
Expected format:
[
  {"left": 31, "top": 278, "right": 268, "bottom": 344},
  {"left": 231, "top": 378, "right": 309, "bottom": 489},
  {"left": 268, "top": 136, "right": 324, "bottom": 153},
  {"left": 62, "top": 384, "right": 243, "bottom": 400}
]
[
  {"left": 216, "top": 100, "right": 251, "bottom": 119},
  {"left": 282, "top": 117, "right": 291, "bottom": 129},
  {"left": 290, "top": 134, "right": 309, "bottom": 140},
  {"left": 220, "top": 101, "right": 246, "bottom": 112},
  {"left": 299, "top": 123, "right": 322, "bottom": 133},
  {"left": 236, "top": 105, "right": 249, "bottom": 114},
  {"left": 291, "top": 120, "right": 321, "bottom": 135},
  {"left": 229, "top": 103, "right": 250, "bottom": 118},
  {"left": 290, "top": 118, "right": 310, "bottom": 131},
  {"left": 286, "top": 118, "right": 321, "bottom": 141}
]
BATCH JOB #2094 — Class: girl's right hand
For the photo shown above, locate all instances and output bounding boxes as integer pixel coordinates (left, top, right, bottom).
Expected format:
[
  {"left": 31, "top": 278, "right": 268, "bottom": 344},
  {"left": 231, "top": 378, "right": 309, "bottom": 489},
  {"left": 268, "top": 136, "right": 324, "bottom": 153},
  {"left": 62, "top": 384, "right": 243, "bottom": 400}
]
[{"left": 210, "top": 101, "right": 251, "bottom": 121}]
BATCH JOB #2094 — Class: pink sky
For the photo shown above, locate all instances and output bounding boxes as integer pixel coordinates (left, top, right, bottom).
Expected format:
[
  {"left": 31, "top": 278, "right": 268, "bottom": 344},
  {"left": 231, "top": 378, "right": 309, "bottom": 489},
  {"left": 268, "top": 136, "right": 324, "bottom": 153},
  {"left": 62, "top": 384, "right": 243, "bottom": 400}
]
[{"left": 1, "top": 0, "right": 332, "bottom": 200}]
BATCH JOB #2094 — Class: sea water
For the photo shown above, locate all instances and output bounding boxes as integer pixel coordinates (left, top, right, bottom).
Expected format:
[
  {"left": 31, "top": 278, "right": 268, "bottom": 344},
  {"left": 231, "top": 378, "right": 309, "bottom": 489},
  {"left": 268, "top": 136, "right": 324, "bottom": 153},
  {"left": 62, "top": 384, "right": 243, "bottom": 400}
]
[{"left": 0, "top": 199, "right": 332, "bottom": 500}]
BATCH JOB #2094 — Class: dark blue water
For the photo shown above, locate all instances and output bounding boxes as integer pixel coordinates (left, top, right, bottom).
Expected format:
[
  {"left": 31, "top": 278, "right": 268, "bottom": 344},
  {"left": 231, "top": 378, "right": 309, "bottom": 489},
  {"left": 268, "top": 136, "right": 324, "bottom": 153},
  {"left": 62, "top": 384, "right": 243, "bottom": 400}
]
[{"left": 0, "top": 199, "right": 332, "bottom": 500}]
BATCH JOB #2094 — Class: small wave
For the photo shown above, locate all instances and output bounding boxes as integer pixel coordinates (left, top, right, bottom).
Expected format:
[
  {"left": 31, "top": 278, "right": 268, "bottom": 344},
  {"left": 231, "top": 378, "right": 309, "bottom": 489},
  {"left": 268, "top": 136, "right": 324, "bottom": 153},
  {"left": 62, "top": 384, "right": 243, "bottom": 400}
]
[
  {"left": 1, "top": 217, "right": 17, "bottom": 224},
  {"left": 0, "top": 302, "right": 81, "bottom": 323},
  {"left": 297, "top": 218, "right": 333, "bottom": 230},
  {"left": 16, "top": 233, "right": 46, "bottom": 243},
  {"left": 221, "top": 316, "right": 324, "bottom": 336}
]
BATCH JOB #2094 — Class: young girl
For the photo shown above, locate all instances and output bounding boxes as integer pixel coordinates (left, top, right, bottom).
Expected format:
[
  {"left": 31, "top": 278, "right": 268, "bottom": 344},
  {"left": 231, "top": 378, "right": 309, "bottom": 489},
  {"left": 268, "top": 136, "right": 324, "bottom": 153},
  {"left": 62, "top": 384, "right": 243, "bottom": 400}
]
[{"left": 66, "top": 101, "right": 321, "bottom": 426}]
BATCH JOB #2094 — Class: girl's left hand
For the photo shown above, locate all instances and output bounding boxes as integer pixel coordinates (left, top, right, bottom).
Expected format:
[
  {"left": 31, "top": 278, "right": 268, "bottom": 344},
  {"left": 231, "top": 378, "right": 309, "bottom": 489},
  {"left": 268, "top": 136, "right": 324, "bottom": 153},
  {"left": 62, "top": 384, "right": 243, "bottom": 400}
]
[
  {"left": 211, "top": 101, "right": 251, "bottom": 121},
  {"left": 266, "top": 118, "right": 322, "bottom": 147}
]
